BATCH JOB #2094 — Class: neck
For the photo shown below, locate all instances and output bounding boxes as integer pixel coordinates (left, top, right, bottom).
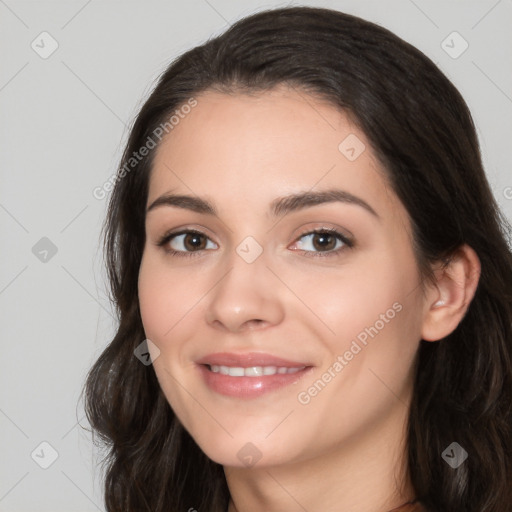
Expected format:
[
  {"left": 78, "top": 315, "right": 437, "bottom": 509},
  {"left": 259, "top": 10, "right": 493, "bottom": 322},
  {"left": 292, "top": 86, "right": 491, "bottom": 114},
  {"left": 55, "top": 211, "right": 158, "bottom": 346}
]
[{"left": 224, "top": 401, "right": 415, "bottom": 512}]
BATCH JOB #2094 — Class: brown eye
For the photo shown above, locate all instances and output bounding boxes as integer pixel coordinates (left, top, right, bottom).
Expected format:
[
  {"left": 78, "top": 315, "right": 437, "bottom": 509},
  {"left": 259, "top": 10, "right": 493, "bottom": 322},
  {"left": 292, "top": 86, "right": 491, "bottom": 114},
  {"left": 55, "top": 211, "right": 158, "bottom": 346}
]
[
  {"left": 290, "top": 228, "right": 353, "bottom": 258},
  {"left": 182, "top": 233, "right": 207, "bottom": 251},
  {"left": 157, "top": 230, "right": 218, "bottom": 256},
  {"left": 311, "top": 232, "right": 337, "bottom": 251}
]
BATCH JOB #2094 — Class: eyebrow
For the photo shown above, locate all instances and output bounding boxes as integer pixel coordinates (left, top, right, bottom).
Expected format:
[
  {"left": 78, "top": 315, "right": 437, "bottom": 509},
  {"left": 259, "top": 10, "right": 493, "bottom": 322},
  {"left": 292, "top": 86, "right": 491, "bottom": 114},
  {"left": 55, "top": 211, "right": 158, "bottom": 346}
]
[{"left": 146, "top": 188, "right": 380, "bottom": 220}]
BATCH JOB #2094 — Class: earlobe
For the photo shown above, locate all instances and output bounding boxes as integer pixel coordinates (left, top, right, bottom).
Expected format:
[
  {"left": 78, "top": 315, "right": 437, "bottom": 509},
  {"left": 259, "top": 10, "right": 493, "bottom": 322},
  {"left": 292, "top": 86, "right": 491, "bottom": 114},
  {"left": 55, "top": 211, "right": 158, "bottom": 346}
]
[{"left": 421, "top": 244, "right": 481, "bottom": 342}]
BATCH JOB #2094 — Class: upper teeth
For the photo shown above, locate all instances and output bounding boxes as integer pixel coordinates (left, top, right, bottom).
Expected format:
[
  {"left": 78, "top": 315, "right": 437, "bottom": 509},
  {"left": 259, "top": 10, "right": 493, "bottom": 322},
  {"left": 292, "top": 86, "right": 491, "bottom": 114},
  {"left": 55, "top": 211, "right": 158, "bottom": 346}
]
[{"left": 208, "top": 365, "right": 305, "bottom": 377}]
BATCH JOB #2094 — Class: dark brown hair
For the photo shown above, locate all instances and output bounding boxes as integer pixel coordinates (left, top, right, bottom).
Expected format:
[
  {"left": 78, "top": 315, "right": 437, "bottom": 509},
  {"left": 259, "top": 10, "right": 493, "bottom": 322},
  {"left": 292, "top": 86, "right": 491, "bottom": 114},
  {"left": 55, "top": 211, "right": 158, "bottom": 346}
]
[{"left": 83, "top": 6, "right": 512, "bottom": 511}]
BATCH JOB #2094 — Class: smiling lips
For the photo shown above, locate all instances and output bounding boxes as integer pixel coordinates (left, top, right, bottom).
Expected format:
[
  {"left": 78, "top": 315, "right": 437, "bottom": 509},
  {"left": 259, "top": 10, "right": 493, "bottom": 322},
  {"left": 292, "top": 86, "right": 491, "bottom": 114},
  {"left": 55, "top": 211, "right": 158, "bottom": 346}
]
[
  {"left": 209, "top": 365, "right": 304, "bottom": 376},
  {"left": 196, "top": 352, "right": 313, "bottom": 398}
]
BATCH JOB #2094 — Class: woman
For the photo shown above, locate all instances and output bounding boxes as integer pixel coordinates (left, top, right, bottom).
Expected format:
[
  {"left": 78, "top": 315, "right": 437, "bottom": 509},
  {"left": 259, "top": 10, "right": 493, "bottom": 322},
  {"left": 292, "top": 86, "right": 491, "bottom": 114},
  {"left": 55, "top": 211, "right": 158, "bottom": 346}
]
[{"left": 83, "top": 6, "right": 512, "bottom": 512}]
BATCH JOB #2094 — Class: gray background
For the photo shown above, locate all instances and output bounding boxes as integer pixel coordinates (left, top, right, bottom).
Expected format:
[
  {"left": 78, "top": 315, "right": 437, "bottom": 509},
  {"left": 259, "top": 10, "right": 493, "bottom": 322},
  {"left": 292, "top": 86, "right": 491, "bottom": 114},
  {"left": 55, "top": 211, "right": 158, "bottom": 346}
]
[{"left": 1, "top": 1, "right": 511, "bottom": 510}]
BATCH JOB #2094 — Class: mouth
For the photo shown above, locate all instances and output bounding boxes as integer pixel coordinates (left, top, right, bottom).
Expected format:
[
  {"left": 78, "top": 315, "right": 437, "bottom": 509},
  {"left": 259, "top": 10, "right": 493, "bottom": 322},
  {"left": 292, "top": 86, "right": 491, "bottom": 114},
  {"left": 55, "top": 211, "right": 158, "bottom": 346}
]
[
  {"left": 205, "top": 364, "right": 307, "bottom": 376},
  {"left": 195, "top": 352, "right": 314, "bottom": 399}
]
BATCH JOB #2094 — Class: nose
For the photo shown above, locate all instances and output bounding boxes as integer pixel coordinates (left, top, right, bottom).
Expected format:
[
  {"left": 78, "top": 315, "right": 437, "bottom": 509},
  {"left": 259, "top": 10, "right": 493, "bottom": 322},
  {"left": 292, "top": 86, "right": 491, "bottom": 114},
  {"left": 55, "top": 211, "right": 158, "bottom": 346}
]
[{"left": 204, "top": 250, "right": 285, "bottom": 333}]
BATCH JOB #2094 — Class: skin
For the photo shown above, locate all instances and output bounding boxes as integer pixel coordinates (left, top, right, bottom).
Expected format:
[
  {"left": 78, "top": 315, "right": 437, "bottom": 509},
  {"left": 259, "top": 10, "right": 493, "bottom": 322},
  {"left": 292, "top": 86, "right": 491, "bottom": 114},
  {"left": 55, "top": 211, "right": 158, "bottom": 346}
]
[{"left": 138, "top": 85, "right": 480, "bottom": 512}]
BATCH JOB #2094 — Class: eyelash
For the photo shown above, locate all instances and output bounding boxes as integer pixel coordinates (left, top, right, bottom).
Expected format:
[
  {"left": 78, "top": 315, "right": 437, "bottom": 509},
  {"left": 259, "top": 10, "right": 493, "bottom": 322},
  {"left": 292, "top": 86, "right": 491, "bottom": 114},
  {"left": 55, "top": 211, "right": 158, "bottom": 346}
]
[{"left": 156, "top": 227, "right": 354, "bottom": 259}]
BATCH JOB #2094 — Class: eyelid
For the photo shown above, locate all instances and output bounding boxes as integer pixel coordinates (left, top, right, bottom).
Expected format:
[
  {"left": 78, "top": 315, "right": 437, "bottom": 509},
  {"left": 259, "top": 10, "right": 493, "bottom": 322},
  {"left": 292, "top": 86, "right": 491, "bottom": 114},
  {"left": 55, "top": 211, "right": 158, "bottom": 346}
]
[
  {"left": 290, "top": 224, "right": 353, "bottom": 243},
  {"left": 156, "top": 225, "right": 217, "bottom": 245}
]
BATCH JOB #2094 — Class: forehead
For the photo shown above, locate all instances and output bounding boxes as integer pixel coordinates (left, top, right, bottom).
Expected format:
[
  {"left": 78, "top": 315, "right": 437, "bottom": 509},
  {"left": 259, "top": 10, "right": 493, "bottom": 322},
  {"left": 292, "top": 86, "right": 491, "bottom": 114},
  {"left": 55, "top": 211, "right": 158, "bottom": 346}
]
[{"left": 148, "top": 86, "right": 402, "bottom": 222}]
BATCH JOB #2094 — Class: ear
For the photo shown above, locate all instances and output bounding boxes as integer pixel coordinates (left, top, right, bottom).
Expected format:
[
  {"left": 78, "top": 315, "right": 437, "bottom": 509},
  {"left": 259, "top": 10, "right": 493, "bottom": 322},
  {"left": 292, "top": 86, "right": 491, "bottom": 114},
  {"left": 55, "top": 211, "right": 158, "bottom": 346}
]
[{"left": 421, "top": 244, "right": 481, "bottom": 342}]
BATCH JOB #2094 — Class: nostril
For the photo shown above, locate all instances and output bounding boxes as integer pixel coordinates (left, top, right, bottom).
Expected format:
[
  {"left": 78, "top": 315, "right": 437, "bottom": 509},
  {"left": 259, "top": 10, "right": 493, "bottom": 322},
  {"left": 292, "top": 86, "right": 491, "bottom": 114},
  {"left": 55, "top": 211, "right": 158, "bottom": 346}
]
[{"left": 246, "top": 319, "right": 264, "bottom": 329}]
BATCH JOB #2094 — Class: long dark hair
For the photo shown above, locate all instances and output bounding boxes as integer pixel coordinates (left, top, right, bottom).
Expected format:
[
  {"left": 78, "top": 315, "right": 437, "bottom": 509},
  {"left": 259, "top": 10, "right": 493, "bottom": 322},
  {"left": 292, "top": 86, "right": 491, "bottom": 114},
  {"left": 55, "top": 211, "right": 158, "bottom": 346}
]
[{"left": 83, "top": 6, "right": 512, "bottom": 511}]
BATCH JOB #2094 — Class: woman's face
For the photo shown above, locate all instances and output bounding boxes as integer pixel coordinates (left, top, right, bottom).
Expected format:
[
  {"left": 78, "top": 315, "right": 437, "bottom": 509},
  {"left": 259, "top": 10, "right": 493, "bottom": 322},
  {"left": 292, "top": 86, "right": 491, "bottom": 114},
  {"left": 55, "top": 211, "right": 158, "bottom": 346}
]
[{"left": 138, "top": 85, "right": 427, "bottom": 468}]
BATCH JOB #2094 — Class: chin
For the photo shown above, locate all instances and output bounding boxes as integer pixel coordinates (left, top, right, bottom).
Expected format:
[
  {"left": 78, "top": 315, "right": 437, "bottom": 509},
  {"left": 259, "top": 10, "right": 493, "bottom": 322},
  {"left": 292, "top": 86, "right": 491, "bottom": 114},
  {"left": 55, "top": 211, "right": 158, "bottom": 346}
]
[{"left": 191, "top": 433, "right": 305, "bottom": 470}]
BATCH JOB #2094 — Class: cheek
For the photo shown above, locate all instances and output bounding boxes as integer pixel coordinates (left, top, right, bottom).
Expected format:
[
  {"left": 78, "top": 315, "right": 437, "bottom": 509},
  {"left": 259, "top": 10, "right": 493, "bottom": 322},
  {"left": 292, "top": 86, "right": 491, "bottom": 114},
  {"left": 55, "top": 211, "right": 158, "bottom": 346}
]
[
  {"left": 138, "top": 258, "right": 171, "bottom": 340},
  {"left": 138, "top": 254, "right": 205, "bottom": 342},
  {"left": 322, "top": 255, "right": 422, "bottom": 392},
  {"left": 281, "top": 253, "right": 423, "bottom": 402},
  {"left": 280, "top": 255, "right": 414, "bottom": 347},
  {"left": 137, "top": 256, "right": 199, "bottom": 406},
  {"left": 337, "top": 245, "right": 419, "bottom": 339},
  {"left": 290, "top": 263, "right": 421, "bottom": 440}
]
